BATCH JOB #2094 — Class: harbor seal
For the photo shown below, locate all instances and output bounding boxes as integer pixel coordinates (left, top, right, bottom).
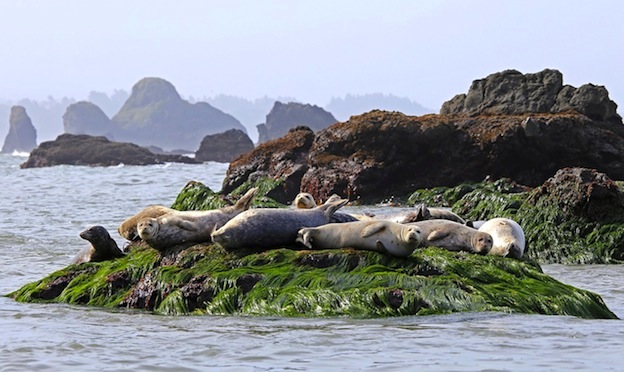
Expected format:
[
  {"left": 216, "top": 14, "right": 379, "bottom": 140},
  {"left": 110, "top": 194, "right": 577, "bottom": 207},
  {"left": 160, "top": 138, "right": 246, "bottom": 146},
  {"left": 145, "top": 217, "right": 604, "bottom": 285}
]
[
  {"left": 296, "top": 220, "right": 425, "bottom": 257},
  {"left": 211, "top": 197, "right": 349, "bottom": 250},
  {"left": 477, "top": 218, "right": 526, "bottom": 258},
  {"left": 389, "top": 204, "right": 466, "bottom": 225},
  {"left": 293, "top": 192, "right": 317, "bottom": 209},
  {"left": 405, "top": 220, "right": 492, "bottom": 254},
  {"left": 72, "top": 225, "right": 125, "bottom": 264},
  {"left": 137, "top": 187, "right": 259, "bottom": 252},
  {"left": 119, "top": 205, "right": 173, "bottom": 241},
  {"left": 294, "top": 192, "right": 362, "bottom": 223}
]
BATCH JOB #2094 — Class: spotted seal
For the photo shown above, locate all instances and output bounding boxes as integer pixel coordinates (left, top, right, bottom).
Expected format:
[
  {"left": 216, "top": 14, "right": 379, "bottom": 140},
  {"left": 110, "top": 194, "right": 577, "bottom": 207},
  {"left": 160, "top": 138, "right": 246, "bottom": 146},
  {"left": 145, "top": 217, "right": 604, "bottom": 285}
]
[
  {"left": 137, "top": 187, "right": 258, "bottom": 252},
  {"left": 72, "top": 225, "right": 125, "bottom": 264},
  {"left": 477, "top": 218, "right": 526, "bottom": 258},
  {"left": 119, "top": 205, "right": 173, "bottom": 241},
  {"left": 296, "top": 220, "right": 425, "bottom": 257},
  {"left": 211, "top": 197, "right": 348, "bottom": 250},
  {"left": 405, "top": 220, "right": 492, "bottom": 254}
]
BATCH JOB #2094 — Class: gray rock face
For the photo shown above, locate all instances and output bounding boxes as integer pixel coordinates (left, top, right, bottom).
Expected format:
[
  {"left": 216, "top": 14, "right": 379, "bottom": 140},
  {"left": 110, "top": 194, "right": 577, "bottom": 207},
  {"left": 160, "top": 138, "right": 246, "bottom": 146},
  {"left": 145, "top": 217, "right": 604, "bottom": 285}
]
[
  {"left": 1, "top": 106, "right": 37, "bottom": 154},
  {"left": 260, "top": 102, "right": 337, "bottom": 143},
  {"left": 195, "top": 129, "right": 254, "bottom": 163},
  {"left": 440, "top": 69, "right": 621, "bottom": 124},
  {"left": 63, "top": 101, "right": 116, "bottom": 139},
  {"left": 110, "top": 77, "right": 247, "bottom": 151}
]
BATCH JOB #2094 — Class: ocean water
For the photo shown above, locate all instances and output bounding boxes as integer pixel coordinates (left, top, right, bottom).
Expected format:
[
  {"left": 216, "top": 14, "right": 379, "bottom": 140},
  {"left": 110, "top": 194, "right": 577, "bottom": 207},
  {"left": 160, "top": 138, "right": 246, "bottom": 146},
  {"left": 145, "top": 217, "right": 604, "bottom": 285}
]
[{"left": 1, "top": 153, "right": 623, "bottom": 371}]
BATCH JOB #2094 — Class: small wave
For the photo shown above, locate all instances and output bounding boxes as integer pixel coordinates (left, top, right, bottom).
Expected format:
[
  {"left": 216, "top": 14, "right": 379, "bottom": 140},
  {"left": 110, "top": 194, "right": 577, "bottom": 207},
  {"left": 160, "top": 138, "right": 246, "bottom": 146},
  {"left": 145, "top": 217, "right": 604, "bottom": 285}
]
[{"left": 11, "top": 150, "right": 30, "bottom": 157}]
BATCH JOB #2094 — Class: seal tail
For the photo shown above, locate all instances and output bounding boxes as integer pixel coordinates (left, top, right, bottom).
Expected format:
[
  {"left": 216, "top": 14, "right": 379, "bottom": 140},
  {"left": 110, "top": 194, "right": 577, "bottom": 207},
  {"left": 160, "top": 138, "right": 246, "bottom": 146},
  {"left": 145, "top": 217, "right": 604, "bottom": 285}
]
[
  {"left": 233, "top": 187, "right": 259, "bottom": 211},
  {"left": 319, "top": 197, "right": 349, "bottom": 219}
]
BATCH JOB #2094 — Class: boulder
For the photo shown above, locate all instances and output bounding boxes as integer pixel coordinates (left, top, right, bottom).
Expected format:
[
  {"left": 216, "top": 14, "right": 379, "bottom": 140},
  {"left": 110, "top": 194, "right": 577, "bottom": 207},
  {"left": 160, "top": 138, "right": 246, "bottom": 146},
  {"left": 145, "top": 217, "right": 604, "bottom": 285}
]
[
  {"left": 195, "top": 129, "right": 254, "bottom": 163},
  {"left": 440, "top": 69, "right": 621, "bottom": 124},
  {"left": 1, "top": 106, "right": 37, "bottom": 154},
  {"left": 110, "top": 77, "right": 247, "bottom": 150},
  {"left": 221, "top": 126, "right": 315, "bottom": 202},
  {"left": 20, "top": 133, "right": 197, "bottom": 168},
  {"left": 259, "top": 101, "right": 337, "bottom": 143},
  {"left": 63, "top": 101, "right": 117, "bottom": 139}
]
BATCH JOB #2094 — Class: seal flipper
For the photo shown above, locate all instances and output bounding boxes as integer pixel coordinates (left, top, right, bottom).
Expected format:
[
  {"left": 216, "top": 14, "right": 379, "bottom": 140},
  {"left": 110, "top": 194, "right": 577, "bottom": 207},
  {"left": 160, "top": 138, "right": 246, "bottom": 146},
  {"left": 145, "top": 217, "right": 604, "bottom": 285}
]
[
  {"left": 319, "top": 198, "right": 349, "bottom": 219},
  {"left": 375, "top": 240, "right": 390, "bottom": 254},
  {"left": 175, "top": 219, "right": 200, "bottom": 231},
  {"left": 427, "top": 229, "right": 451, "bottom": 242},
  {"left": 361, "top": 223, "right": 386, "bottom": 238}
]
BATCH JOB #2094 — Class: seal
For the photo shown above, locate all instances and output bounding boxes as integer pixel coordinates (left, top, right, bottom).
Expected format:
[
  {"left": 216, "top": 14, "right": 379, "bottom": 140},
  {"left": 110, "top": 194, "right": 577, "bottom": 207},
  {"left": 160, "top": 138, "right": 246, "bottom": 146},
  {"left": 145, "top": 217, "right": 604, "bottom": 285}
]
[
  {"left": 405, "top": 220, "right": 492, "bottom": 254},
  {"left": 294, "top": 192, "right": 364, "bottom": 223},
  {"left": 293, "top": 192, "right": 317, "bottom": 209},
  {"left": 389, "top": 204, "right": 466, "bottom": 225},
  {"left": 137, "top": 187, "right": 259, "bottom": 252},
  {"left": 119, "top": 205, "right": 173, "bottom": 241},
  {"left": 72, "top": 225, "right": 125, "bottom": 264},
  {"left": 211, "top": 197, "right": 349, "bottom": 250},
  {"left": 477, "top": 218, "right": 526, "bottom": 258},
  {"left": 296, "top": 220, "right": 425, "bottom": 257}
]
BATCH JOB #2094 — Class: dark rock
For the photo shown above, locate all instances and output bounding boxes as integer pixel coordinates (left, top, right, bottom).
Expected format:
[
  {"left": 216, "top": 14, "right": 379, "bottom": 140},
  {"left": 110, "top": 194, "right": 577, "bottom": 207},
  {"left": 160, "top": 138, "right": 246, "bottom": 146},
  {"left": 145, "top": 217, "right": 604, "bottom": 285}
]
[
  {"left": 259, "top": 101, "right": 337, "bottom": 143},
  {"left": 195, "top": 128, "right": 254, "bottom": 163},
  {"left": 63, "top": 101, "right": 117, "bottom": 139},
  {"left": 111, "top": 77, "right": 246, "bottom": 150},
  {"left": 440, "top": 69, "right": 621, "bottom": 124},
  {"left": 20, "top": 133, "right": 197, "bottom": 168},
  {"left": 221, "top": 126, "right": 315, "bottom": 202},
  {"left": 256, "top": 123, "right": 269, "bottom": 143},
  {"left": 1, "top": 106, "right": 37, "bottom": 154}
]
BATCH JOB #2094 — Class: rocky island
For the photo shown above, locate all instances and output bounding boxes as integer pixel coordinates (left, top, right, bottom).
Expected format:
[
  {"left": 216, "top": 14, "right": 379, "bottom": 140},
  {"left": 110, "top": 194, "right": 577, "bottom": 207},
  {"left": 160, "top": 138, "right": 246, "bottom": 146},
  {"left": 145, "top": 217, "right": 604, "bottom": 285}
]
[{"left": 8, "top": 69, "right": 623, "bottom": 320}]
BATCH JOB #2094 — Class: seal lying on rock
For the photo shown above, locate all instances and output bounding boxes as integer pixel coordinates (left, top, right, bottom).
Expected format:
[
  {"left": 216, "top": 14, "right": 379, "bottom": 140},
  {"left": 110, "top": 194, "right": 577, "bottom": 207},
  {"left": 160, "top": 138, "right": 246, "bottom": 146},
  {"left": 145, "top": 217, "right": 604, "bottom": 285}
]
[
  {"left": 137, "top": 187, "right": 259, "bottom": 252},
  {"left": 72, "top": 225, "right": 125, "bottom": 264},
  {"left": 296, "top": 220, "right": 425, "bottom": 257},
  {"left": 389, "top": 204, "right": 467, "bottom": 225},
  {"left": 293, "top": 192, "right": 364, "bottom": 223},
  {"left": 405, "top": 220, "right": 492, "bottom": 254},
  {"left": 119, "top": 205, "right": 173, "bottom": 241},
  {"left": 477, "top": 218, "right": 526, "bottom": 258},
  {"left": 211, "top": 197, "right": 349, "bottom": 250}
]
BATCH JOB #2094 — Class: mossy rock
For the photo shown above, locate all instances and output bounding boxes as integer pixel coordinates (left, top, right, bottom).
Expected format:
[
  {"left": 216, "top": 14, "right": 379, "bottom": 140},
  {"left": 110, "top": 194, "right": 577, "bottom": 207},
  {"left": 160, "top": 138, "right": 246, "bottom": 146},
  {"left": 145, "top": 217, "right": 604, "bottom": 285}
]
[{"left": 7, "top": 243, "right": 616, "bottom": 319}]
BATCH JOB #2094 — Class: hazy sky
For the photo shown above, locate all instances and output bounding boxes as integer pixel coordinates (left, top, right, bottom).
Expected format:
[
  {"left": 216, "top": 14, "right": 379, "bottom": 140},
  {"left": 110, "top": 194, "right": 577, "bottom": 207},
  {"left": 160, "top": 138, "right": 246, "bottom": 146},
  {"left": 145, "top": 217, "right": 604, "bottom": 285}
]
[{"left": 0, "top": 0, "right": 622, "bottom": 111}]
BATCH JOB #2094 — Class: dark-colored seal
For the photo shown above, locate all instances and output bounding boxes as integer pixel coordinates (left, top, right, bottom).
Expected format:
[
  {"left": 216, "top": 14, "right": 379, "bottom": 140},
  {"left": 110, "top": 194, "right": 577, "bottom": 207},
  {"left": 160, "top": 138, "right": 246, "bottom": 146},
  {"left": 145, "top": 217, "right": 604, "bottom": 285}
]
[
  {"left": 137, "top": 187, "right": 259, "bottom": 252},
  {"left": 211, "top": 197, "right": 349, "bottom": 250},
  {"left": 405, "top": 220, "right": 492, "bottom": 254},
  {"left": 389, "top": 204, "right": 466, "bottom": 225},
  {"left": 296, "top": 220, "right": 425, "bottom": 257},
  {"left": 72, "top": 225, "right": 125, "bottom": 264}
]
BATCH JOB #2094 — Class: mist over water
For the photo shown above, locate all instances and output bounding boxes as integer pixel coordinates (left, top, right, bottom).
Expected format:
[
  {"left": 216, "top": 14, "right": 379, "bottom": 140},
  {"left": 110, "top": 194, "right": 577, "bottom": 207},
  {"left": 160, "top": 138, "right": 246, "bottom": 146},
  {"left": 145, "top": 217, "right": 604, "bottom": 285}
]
[{"left": 1, "top": 154, "right": 623, "bottom": 370}]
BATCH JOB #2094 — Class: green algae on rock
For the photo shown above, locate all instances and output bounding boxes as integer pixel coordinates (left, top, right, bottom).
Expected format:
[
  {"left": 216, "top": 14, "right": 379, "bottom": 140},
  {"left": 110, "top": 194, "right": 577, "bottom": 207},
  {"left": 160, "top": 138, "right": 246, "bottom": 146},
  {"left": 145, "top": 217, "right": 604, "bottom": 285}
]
[{"left": 8, "top": 243, "right": 617, "bottom": 319}]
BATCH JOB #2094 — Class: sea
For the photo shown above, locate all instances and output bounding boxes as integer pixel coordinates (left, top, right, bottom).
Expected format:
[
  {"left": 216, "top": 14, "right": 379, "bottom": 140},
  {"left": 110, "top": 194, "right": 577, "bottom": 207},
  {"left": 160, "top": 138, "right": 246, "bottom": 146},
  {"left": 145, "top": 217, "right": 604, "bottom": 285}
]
[{"left": 1, "top": 153, "right": 623, "bottom": 371}]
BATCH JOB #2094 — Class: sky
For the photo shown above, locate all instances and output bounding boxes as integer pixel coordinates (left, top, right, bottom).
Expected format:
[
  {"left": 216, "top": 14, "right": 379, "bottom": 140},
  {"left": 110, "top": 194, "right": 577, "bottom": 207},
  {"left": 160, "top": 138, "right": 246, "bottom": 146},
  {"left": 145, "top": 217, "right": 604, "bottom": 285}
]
[{"left": 0, "top": 0, "right": 622, "bottom": 112}]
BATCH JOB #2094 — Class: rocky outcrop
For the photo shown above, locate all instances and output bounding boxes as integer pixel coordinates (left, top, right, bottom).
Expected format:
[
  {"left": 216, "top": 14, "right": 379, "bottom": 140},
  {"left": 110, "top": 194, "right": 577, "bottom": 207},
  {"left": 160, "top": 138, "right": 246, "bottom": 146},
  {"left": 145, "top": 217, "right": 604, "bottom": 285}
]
[
  {"left": 440, "top": 69, "right": 621, "bottom": 123},
  {"left": 20, "top": 133, "right": 197, "bottom": 168},
  {"left": 221, "top": 126, "right": 315, "bottom": 202},
  {"left": 63, "top": 101, "right": 117, "bottom": 139},
  {"left": 1, "top": 106, "right": 37, "bottom": 154},
  {"left": 109, "top": 77, "right": 247, "bottom": 151},
  {"left": 259, "top": 102, "right": 337, "bottom": 143},
  {"left": 195, "top": 129, "right": 254, "bottom": 163}
]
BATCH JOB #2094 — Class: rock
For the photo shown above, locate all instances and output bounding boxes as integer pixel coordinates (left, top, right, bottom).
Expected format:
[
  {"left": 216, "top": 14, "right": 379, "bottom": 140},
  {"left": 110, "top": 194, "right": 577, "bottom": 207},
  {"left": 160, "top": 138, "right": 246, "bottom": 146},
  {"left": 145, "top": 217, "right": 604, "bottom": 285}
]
[
  {"left": 63, "top": 101, "right": 117, "bottom": 139},
  {"left": 1, "top": 106, "right": 37, "bottom": 154},
  {"left": 20, "top": 133, "right": 197, "bottom": 168},
  {"left": 221, "top": 126, "right": 316, "bottom": 203},
  {"left": 440, "top": 69, "right": 621, "bottom": 124},
  {"left": 9, "top": 244, "right": 617, "bottom": 319},
  {"left": 110, "top": 77, "right": 247, "bottom": 150},
  {"left": 195, "top": 129, "right": 254, "bottom": 163},
  {"left": 259, "top": 101, "right": 337, "bottom": 143}
]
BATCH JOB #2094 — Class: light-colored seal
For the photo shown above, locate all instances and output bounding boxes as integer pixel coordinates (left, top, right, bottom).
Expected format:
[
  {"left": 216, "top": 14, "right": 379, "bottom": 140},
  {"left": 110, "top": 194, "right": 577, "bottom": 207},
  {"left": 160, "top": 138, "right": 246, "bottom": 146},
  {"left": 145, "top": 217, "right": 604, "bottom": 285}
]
[
  {"left": 296, "top": 220, "right": 425, "bottom": 257},
  {"left": 137, "top": 187, "right": 259, "bottom": 252},
  {"left": 119, "top": 205, "right": 173, "bottom": 241},
  {"left": 405, "top": 220, "right": 492, "bottom": 254},
  {"left": 72, "top": 225, "right": 125, "bottom": 264},
  {"left": 477, "top": 218, "right": 526, "bottom": 258},
  {"left": 293, "top": 192, "right": 317, "bottom": 209},
  {"left": 211, "top": 197, "right": 349, "bottom": 250}
]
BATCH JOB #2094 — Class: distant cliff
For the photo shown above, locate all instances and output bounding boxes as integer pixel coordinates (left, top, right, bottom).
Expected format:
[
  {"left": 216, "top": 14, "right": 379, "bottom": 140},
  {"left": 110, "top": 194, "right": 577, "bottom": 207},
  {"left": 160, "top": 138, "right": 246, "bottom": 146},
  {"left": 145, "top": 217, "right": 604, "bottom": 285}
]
[
  {"left": 1, "top": 106, "right": 37, "bottom": 154},
  {"left": 257, "top": 101, "right": 337, "bottom": 143},
  {"left": 326, "top": 93, "right": 432, "bottom": 121}
]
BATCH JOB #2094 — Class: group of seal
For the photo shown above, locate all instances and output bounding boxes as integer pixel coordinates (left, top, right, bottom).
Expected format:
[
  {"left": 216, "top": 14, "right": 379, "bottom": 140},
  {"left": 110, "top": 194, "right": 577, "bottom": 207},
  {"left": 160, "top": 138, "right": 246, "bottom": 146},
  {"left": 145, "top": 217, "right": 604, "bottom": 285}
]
[{"left": 70, "top": 189, "right": 526, "bottom": 264}]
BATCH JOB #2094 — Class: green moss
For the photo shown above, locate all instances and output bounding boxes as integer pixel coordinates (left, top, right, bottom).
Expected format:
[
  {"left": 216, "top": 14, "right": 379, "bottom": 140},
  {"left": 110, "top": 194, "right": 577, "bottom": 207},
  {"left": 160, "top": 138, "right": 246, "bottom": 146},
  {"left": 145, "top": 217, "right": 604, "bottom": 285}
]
[{"left": 7, "top": 243, "right": 617, "bottom": 320}]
